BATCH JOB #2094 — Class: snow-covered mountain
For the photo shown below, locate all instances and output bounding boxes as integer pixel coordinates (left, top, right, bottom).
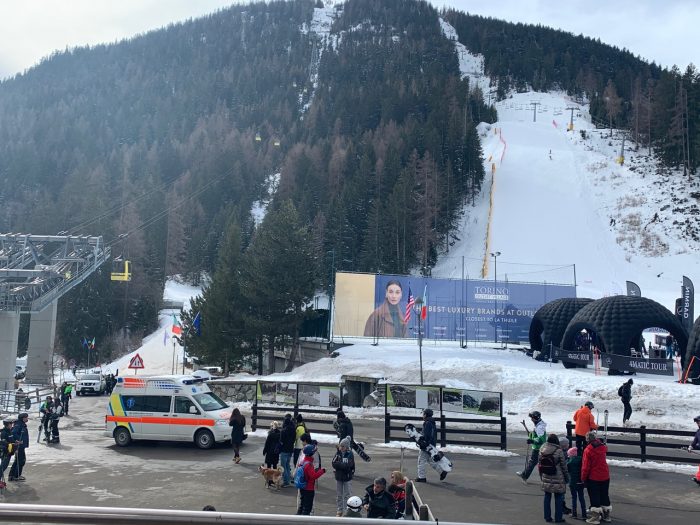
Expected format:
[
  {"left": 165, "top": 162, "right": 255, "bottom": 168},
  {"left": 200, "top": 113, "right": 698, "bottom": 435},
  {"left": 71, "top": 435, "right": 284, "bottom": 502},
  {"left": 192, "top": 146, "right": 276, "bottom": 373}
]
[{"left": 433, "top": 19, "right": 700, "bottom": 313}]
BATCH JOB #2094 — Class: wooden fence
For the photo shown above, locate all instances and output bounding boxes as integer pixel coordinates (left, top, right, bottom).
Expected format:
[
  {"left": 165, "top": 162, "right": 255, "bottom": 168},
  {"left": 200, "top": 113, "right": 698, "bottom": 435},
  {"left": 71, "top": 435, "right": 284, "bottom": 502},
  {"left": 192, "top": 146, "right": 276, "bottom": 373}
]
[{"left": 385, "top": 413, "right": 507, "bottom": 450}]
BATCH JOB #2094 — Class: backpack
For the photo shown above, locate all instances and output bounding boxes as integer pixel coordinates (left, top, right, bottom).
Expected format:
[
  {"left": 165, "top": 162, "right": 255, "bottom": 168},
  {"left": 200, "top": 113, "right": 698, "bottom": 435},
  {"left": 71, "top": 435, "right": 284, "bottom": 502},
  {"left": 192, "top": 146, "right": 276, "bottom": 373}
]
[
  {"left": 538, "top": 453, "right": 557, "bottom": 476},
  {"left": 618, "top": 385, "right": 624, "bottom": 397},
  {"left": 294, "top": 464, "right": 307, "bottom": 489}
]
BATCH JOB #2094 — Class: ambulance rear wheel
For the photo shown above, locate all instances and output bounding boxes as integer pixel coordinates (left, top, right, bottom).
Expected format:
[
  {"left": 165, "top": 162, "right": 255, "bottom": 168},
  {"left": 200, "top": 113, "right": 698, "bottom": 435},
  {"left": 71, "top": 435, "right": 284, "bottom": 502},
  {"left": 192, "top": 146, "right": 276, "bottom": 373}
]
[
  {"left": 194, "top": 429, "right": 214, "bottom": 449},
  {"left": 114, "top": 427, "right": 131, "bottom": 447}
]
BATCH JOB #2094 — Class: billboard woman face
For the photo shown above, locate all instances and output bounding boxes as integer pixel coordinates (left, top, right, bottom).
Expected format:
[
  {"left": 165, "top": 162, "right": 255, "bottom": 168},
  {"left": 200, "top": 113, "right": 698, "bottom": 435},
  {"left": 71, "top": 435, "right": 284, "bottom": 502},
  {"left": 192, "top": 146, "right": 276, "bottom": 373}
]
[{"left": 385, "top": 282, "right": 402, "bottom": 306}]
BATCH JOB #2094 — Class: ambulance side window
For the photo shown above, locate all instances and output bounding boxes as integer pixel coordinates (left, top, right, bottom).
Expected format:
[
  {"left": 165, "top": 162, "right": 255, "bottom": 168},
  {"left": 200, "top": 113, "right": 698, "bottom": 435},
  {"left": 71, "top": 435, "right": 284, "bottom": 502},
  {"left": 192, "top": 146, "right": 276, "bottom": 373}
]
[
  {"left": 174, "top": 396, "right": 199, "bottom": 414},
  {"left": 123, "top": 395, "right": 171, "bottom": 412}
]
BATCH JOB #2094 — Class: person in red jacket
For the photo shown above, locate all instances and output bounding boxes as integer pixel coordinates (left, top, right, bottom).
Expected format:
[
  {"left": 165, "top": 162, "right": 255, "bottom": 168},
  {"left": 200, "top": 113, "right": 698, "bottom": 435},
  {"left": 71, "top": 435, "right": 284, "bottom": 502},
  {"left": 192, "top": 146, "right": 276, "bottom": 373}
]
[
  {"left": 296, "top": 444, "right": 326, "bottom": 515},
  {"left": 581, "top": 431, "right": 610, "bottom": 524}
]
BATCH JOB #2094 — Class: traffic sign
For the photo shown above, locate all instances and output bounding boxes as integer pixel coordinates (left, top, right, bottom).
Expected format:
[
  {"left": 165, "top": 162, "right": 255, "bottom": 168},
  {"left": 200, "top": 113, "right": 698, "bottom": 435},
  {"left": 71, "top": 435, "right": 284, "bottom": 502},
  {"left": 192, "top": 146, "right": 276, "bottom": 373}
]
[{"left": 128, "top": 353, "right": 144, "bottom": 369}]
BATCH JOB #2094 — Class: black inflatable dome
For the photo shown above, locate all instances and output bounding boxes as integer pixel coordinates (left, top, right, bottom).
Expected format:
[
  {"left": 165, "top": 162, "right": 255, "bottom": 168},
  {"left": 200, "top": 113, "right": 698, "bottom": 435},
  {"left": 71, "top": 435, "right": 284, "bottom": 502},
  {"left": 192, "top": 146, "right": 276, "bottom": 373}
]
[
  {"left": 561, "top": 295, "right": 688, "bottom": 358},
  {"left": 684, "top": 316, "right": 700, "bottom": 378},
  {"left": 529, "top": 298, "right": 594, "bottom": 351}
]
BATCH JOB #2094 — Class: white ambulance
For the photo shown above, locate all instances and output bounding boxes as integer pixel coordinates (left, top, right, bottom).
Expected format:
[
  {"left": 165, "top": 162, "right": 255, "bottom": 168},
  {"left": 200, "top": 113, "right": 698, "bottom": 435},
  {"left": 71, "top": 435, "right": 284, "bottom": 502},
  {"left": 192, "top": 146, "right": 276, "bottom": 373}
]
[{"left": 104, "top": 375, "right": 233, "bottom": 449}]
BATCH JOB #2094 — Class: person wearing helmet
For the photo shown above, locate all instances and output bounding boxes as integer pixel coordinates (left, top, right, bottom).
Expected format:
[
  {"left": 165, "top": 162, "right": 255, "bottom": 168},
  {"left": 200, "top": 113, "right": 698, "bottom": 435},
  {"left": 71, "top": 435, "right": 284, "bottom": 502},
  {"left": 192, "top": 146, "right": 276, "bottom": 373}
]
[
  {"left": 517, "top": 410, "right": 547, "bottom": 483},
  {"left": 9, "top": 413, "right": 29, "bottom": 482},
  {"left": 573, "top": 402, "right": 598, "bottom": 453},
  {"left": 296, "top": 444, "right": 326, "bottom": 515},
  {"left": 689, "top": 415, "right": 700, "bottom": 486},
  {"left": 344, "top": 495, "right": 363, "bottom": 517},
  {"left": 1, "top": 417, "right": 17, "bottom": 480}
]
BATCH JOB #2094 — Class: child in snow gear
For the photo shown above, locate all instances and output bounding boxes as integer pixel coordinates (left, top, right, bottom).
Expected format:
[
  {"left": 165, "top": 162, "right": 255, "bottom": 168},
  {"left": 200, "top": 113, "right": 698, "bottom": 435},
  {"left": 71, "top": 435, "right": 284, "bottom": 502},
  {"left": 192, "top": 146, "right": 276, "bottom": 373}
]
[
  {"left": 228, "top": 408, "right": 246, "bottom": 463},
  {"left": 517, "top": 410, "right": 547, "bottom": 482},
  {"left": 581, "top": 431, "right": 611, "bottom": 524},
  {"left": 296, "top": 444, "right": 326, "bottom": 515},
  {"left": 573, "top": 402, "right": 598, "bottom": 453},
  {"left": 388, "top": 470, "right": 407, "bottom": 516},
  {"left": 39, "top": 396, "right": 53, "bottom": 442},
  {"left": 539, "top": 434, "right": 569, "bottom": 523},
  {"left": 362, "top": 477, "right": 396, "bottom": 519},
  {"left": 566, "top": 447, "right": 587, "bottom": 520},
  {"left": 0, "top": 417, "right": 17, "bottom": 484},
  {"left": 262, "top": 421, "right": 281, "bottom": 470},
  {"left": 9, "top": 413, "right": 29, "bottom": 482},
  {"left": 618, "top": 379, "right": 633, "bottom": 424},
  {"left": 689, "top": 415, "right": 700, "bottom": 486},
  {"left": 332, "top": 437, "right": 355, "bottom": 516},
  {"left": 344, "top": 495, "right": 363, "bottom": 518},
  {"left": 48, "top": 399, "right": 63, "bottom": 444},
  {"left": 293, "top": 414, "right": 307, "bottom": 466}
]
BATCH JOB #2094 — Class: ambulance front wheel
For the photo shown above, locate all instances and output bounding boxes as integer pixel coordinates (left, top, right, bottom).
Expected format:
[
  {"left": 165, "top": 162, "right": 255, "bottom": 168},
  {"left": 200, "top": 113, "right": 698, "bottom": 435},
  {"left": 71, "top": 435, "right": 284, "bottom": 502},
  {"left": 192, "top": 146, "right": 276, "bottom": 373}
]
[
  {"left": 114, "top": 427, "right": 132, "bottom": 447},
  {"left": 194, "top": 429, "right": 214, "bottom": 449}
]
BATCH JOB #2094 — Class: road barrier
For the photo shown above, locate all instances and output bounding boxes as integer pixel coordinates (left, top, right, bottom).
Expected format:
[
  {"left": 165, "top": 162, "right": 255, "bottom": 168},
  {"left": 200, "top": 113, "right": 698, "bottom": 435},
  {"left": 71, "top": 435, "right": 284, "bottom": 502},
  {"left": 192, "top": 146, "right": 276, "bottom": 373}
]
[{"left": 565, "top": 420, "right": 700, "bottom": 464}]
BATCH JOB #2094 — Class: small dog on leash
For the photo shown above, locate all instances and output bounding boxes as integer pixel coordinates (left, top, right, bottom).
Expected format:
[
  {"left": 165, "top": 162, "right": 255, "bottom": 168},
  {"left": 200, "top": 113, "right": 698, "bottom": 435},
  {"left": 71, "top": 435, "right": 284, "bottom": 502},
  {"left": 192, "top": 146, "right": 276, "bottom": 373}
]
[{"left": 258, "top": 466, "right": 284, "bottom": 490}]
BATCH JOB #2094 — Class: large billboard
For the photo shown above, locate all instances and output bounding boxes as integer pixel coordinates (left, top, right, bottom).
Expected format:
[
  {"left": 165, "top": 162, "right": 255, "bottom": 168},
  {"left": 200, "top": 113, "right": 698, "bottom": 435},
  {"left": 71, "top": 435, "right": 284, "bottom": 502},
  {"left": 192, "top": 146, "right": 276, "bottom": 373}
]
[{"left": 334, "top": 272, "right": 576, "bottom": 343}]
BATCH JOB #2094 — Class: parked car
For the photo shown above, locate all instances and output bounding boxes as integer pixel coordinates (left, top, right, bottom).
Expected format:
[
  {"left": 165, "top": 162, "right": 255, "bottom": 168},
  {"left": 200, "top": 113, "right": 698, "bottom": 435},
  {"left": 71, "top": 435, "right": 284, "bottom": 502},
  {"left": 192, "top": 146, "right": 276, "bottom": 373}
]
[
  {"left": 15, "top": 366, "right": 26, "bottom": 380},
  {"left": 77, "top": 373, "right": 106, "bottom": 395}
]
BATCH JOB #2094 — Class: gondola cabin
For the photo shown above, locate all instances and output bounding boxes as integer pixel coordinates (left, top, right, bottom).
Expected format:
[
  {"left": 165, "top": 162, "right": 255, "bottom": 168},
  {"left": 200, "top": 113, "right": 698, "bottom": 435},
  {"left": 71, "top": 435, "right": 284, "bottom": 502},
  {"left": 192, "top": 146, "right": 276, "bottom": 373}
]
[{"left": 110, "top": 259, "right": 132, "bottom": 282}]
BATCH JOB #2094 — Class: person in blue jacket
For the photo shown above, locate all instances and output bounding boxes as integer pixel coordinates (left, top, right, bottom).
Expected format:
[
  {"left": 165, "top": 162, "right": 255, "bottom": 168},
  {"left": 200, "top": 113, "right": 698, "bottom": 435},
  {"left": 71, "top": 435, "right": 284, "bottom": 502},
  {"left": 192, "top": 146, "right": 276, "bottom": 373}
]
[{"left": 9, "top": 413, "right": 29, "bottom": 482}]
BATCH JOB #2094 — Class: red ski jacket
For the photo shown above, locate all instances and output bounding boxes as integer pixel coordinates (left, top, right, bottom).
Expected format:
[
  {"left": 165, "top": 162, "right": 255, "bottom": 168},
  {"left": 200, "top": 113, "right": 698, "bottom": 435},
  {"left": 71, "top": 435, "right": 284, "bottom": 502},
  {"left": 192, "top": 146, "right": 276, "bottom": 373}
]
[
  {"left": 301, "top": 457, "right": 325, "bottom": 491},
  {"left": 581, "top": 439, "right": 609, "bottom": 482}
]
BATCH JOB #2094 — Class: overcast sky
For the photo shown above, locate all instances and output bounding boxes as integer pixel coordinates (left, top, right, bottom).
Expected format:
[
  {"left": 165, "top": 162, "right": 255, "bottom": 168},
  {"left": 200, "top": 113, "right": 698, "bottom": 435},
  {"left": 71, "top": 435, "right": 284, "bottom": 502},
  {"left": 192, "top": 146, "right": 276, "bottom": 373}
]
[{"left": 0, "top": 0, "right": 696, "bottom": 81}]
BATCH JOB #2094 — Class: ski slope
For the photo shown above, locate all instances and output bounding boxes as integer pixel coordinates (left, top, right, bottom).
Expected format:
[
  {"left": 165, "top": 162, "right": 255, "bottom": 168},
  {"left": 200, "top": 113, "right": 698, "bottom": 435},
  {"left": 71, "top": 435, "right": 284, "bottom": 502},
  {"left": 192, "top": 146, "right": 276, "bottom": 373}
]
[{"left": 434, "top": 20, "right": 700, "bottom": 314}]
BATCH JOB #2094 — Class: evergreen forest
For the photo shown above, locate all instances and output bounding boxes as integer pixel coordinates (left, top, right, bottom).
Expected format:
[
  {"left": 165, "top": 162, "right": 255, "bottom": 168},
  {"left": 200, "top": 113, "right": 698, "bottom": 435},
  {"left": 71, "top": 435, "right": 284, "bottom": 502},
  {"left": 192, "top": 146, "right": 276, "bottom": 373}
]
[{"left": 0, "top": 0, "right": 696, "bottom": 369}]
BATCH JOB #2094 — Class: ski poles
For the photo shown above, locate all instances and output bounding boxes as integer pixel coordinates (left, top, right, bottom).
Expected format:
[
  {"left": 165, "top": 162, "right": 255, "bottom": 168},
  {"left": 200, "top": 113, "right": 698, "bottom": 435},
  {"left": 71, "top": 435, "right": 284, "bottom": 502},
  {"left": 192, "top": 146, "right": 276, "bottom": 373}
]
[
  {"left": 521, "top": 420, "right": 531, "bottom": 468},
  {"left": 602, "top": 410, "right": 609, "bottom": 444}
]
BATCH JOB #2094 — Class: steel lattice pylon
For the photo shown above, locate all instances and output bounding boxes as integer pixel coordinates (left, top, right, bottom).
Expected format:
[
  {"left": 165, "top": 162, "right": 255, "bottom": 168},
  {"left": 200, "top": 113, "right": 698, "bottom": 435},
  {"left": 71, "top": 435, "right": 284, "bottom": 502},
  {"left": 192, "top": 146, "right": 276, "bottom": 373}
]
[{"left": 0, "top": 234, "right": 111, "bottom": 313}]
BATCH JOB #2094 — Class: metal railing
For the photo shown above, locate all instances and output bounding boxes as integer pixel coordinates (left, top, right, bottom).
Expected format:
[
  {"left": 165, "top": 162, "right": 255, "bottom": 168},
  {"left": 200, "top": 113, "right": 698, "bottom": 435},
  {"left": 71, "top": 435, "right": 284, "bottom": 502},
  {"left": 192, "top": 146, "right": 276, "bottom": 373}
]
[
  {"left": 0, "top": 504, "right": 488, "bottom": 524},
  {"left": 0, "top": 385, "right": 57, "bottom": 415}
]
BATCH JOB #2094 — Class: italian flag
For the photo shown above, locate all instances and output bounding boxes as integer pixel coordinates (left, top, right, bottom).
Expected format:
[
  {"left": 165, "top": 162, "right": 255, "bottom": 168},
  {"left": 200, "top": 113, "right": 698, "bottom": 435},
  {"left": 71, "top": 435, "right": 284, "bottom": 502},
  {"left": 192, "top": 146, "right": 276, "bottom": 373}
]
[
  {"left": 171, "top": 314, "right": 182, "bottom": 335},
  {"left": 421, "top": 285, "right": 428, "bottom": 320}
]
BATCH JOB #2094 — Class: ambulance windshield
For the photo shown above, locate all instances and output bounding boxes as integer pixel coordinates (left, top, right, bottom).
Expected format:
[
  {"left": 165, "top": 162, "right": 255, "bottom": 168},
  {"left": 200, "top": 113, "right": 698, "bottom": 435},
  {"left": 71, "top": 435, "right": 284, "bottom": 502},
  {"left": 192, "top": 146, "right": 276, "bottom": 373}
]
[{"left": 193, "top": 392, "right": 228, "bottom": 411}]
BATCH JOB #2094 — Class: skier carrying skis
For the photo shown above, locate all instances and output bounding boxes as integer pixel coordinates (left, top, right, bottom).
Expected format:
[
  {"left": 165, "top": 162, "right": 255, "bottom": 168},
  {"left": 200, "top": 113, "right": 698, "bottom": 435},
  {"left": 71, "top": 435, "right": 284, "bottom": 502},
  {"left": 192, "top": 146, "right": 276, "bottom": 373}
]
[
  {"left": 415, "top": 408, "right": 446, "bottom": 482},
  {"left": 689, "top": 415, "right": 700, "bottom": 486},
  {"left": 516, "top": 410, "right": 547, "bottom": 483}
]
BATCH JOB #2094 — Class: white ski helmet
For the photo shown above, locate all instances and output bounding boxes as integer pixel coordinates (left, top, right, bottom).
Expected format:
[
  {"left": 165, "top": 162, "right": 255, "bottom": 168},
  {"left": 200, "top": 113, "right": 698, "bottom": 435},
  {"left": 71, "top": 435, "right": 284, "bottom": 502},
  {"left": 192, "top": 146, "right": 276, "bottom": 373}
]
[{"left": 347, "top": 496, "right": 363, "bottom": 510}]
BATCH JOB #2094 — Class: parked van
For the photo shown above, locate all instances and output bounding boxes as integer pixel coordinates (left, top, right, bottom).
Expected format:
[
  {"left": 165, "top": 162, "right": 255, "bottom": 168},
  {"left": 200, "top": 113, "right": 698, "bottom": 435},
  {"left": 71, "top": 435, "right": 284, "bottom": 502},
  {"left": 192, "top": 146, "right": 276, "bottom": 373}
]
[{"left": 104, "top": 375, "right": 232, "bottom": 449}]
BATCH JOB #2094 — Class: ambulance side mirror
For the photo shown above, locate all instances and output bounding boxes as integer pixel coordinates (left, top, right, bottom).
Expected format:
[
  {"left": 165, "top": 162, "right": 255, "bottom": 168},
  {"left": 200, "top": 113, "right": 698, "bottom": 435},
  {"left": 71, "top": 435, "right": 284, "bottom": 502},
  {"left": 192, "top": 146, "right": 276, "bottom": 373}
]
[{"left": 189, "top": 406, "right": 198, "bottom": 414}]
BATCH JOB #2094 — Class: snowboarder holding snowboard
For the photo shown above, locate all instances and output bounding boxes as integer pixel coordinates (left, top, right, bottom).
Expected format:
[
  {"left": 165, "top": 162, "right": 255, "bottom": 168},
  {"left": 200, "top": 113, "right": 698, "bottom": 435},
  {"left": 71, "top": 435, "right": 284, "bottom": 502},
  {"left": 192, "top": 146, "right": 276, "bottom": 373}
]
[
  {"left": 415, "top": 408, "right": 447, "bottom": 482},
  {"left": 517, "top": 410, "right": 547, "bottom": 482}
]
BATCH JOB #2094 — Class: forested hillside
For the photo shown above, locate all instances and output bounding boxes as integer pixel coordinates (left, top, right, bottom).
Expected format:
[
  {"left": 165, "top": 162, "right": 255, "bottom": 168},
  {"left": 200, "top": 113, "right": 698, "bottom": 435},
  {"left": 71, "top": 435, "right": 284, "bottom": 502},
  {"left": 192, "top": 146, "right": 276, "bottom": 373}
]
[
  {"left": 2, "top": 0, "right": 693, "bottom": 367},
  {"left": 443, "top": 10, "right": 700, "bottom": 173}
]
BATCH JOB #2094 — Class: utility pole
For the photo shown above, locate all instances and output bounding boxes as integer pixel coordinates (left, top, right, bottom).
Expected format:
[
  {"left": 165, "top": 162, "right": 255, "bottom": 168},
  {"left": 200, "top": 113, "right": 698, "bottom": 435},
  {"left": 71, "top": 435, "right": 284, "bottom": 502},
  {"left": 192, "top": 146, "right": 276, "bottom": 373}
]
[
  {"left": 566, "top": 107, "right": 576, "bottom": 131},
  {"left": 618, "top": 134, "right": 626, "bottom": 165},
  {"left": 531, "top": 102, "right": 540, "bottom": 122}
]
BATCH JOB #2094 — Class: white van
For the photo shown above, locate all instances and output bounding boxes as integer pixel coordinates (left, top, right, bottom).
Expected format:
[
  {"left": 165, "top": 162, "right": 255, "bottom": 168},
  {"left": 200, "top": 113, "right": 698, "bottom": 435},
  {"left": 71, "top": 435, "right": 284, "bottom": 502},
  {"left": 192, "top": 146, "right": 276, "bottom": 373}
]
[{"left": 104, "top": 375, "right": 233, "bottom": 449}]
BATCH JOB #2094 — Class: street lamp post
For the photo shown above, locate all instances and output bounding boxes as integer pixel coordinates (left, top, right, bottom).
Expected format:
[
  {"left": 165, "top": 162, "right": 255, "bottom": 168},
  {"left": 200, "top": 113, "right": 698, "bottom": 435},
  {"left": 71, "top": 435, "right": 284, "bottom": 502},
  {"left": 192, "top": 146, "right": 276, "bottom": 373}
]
[
  {"left": 415, "top": 296, "right": 424, "bottom": 385},
  {"left": 490, "top": 251, "right": 501, "bottom": 344}
]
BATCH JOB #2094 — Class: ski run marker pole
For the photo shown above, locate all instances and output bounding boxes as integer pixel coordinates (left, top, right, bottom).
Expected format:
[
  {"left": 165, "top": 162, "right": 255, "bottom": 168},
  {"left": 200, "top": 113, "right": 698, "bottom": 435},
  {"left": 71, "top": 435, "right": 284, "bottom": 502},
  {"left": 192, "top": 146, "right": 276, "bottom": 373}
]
[{"left": 603, "top": 410, "right": 609, "bottom": 444}]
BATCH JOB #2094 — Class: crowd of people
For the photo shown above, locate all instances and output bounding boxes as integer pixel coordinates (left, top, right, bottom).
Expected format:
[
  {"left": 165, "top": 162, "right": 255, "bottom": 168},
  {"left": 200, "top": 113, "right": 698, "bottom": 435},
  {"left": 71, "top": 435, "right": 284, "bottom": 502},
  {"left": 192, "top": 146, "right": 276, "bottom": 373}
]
[{"left": 228, "top": 407, "right": 421, "bottom": 518}]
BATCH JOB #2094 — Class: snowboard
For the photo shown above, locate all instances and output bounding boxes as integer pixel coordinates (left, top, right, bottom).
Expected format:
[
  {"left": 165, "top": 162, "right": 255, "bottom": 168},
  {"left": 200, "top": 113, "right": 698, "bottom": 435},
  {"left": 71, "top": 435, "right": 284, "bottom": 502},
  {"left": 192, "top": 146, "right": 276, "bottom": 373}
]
[
  {"left": 351, "top": 439, "right": 371, "bottom": 462},
  {"left": 404, "top": 423, "right": 453, "bottom": 473}
]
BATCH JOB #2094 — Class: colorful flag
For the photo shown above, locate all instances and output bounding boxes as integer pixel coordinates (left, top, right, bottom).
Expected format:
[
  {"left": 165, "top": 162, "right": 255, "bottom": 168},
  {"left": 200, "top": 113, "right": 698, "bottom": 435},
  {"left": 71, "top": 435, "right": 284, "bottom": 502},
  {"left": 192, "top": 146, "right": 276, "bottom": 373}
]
[
  {"left": 90, "top": 337, "right": 96, "bottom": 350},
  {"left": 172, "top": 313, "right": 182, "bottom": 335},
  {"left": 421, "top": 285, "right": 428, "bottom": 320},
  {"left": 81, "top": 337, "right": 89, "bottom": 349},
  {"left": 404, "top": 287, "right": 415, "bottom": 323},
  {"left": 193, "top": 311, "right": 202, "bottom": 336}
]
